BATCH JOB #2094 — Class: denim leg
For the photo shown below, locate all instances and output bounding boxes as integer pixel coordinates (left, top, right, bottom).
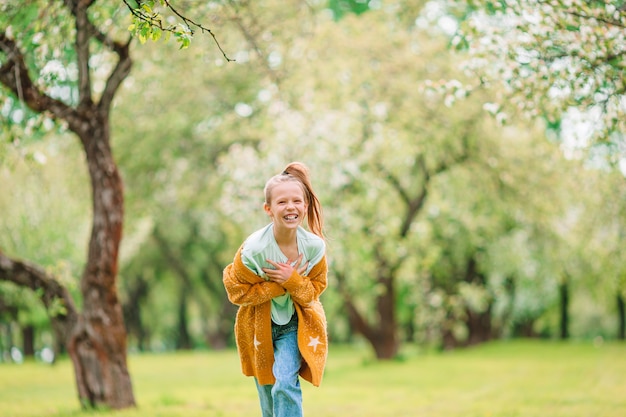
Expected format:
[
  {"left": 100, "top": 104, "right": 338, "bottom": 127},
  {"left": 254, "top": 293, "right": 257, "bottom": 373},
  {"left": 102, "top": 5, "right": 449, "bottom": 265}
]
[
  {"left": 255, "top": 378, "right": 273, "bottom": 417},
  {"left": 271, "top": 328, "right": 303, "bottom": 417}
]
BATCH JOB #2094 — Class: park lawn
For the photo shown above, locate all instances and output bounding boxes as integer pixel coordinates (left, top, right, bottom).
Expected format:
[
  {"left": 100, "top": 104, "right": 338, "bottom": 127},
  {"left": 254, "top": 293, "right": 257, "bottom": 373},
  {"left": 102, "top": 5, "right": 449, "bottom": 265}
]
[{"left": 0, "top": 340, "right": 624, "bottom": 417}]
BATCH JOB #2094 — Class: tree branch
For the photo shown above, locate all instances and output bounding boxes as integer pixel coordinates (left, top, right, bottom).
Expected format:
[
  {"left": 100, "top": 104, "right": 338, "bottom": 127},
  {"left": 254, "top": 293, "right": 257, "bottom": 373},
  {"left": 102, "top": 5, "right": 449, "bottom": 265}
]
[
  {"left": 99, "top": 40, "right": 132, "bottom": 113},
  {"left": 65, "top": 0, "right": 93, "bottom": 107},
  {"left": 152, "top": 227, "right": 193, "bottom": 287},
  {"left": 0, "top": 250, "right": 79, "bottom": 341},
  {"left": 226, "top": 1, "right": 281, "bottom": 83},
  {"left": 63, "top": 1, "right": 134, "bottom": 112},
  {"left": 333, "top": 269, "right": 376, "bottom": 342},
  {"left": 0, "top": 32, "right": 78, "bottom": 125},
  {"left": 376, "top": 162, "right": 411, "bottom": 206},
  {"left": 88, "top": 22, "right": 130, "bottom": 56},
  {"left": 549, "top": 0, "right": 626, "bottom": 30},
  {"left": 377, "top": 157, "right": 429, "bottom": 239},
  {"left": 122, "top": 0, "right": 233, "bottom": 60}
]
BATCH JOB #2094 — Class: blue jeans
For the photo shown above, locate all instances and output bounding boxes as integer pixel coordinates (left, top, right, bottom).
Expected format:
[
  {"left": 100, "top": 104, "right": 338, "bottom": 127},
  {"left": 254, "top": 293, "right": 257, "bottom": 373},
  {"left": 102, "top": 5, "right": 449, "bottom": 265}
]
[{"left": 255, "top": 315, "right": 302, "bottom": 417}]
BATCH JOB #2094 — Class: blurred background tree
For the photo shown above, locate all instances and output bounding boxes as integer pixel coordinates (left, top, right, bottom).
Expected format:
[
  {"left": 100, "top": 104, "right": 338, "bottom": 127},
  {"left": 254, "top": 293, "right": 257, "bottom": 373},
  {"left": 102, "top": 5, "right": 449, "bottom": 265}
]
[{"left": 444, "top": 0, "right": 626, "bottom": 161}]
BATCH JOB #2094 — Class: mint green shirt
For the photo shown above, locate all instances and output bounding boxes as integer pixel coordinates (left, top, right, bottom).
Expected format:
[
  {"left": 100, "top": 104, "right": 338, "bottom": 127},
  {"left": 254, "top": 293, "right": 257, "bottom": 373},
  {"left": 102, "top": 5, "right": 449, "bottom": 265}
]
[{"left": 241, "top": 223, "right": 325, "bottom": 325}]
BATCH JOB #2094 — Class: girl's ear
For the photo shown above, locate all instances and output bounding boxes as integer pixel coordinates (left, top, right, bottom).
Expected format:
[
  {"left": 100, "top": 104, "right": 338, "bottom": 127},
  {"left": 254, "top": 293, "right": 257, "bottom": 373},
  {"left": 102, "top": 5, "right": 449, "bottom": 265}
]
[{"left": 263, "top": 202, "right": 272, "bottom": 217}]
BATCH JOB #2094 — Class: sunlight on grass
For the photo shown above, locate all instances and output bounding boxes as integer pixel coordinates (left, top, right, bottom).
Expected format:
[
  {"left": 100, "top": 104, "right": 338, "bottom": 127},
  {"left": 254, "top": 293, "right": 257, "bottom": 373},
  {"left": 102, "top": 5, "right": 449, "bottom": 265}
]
[{"left": 0, "top": 341, "right": 624, "bottom": 417}]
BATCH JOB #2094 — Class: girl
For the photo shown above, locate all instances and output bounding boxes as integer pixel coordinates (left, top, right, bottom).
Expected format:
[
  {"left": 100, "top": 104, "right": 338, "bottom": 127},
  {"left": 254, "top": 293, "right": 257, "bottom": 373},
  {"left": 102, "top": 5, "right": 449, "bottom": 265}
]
[{"left": 223, "top": 162, "right": 328, "bottom": 417}]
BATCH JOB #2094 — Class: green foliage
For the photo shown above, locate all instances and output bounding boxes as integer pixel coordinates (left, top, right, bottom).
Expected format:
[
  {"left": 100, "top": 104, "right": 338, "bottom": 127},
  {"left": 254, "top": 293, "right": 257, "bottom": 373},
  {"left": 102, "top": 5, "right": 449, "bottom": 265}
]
[
  {"left": 0, "top": 2, "right": 71, "bottom": 141},
  {"left": 0, "top": 283, "right": 48, "bottom": 328},
  {"left": 328, "top": 0, "right": 374, "bottom": 20},
  {"left": 0, "top": 1, "right": 132, "bottom": 141},
  {"left": 0, "top": 136, "right": 89, "bottom": 273},
  {"left": 126, "top": 0, "right": 177, "bottom": 46},
  {"left": 447, "top": 0, "right": 626, "bottom": 153},
  {"left": 123, "top": 0, "right": 228, "bottom": 54},
  {"left": 0, "top": 135, "right": 88, "bottom": 332}
]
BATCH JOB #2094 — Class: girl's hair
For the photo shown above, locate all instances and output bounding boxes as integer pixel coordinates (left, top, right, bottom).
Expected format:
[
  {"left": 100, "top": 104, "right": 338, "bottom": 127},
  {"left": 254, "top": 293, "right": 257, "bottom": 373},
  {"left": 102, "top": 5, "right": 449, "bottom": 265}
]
[{"left": 264, "top": 162, "right": 324, "bottom": 238}]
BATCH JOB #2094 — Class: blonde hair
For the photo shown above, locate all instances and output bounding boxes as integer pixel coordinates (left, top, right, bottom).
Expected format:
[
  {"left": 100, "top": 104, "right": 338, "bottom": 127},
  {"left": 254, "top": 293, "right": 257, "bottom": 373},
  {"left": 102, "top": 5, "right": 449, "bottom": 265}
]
[{"left": 264, "top": 162, "right": 324, "bottom": 238}]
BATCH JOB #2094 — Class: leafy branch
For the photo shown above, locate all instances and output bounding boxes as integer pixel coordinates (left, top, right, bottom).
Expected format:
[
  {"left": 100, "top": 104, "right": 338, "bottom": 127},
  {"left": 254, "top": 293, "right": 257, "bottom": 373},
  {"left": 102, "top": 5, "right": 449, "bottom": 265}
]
[{"left": 122, "top": 0, "right": 234, "bottom": 61}]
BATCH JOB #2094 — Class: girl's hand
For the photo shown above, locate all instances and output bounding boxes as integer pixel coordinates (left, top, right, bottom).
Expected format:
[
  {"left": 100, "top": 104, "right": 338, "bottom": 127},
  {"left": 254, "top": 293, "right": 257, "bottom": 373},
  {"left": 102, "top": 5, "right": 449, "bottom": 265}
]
[{"left": 263, "top": 254, "right": 309, "bottom": 285}]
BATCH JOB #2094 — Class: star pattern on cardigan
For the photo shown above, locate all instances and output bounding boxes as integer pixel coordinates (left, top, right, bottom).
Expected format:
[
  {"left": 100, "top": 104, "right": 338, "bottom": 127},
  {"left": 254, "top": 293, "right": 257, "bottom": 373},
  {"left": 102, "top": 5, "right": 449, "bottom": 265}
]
[{"left": 308, "top": 336, "right": 323, "bottom": 352}]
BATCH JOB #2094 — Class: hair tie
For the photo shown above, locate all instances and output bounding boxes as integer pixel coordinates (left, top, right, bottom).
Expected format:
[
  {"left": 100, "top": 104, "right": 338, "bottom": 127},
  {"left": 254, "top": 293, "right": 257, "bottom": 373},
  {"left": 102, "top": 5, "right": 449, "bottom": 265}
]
[{"left": 282, "top": 170, "right": 289, "bottom": 175}]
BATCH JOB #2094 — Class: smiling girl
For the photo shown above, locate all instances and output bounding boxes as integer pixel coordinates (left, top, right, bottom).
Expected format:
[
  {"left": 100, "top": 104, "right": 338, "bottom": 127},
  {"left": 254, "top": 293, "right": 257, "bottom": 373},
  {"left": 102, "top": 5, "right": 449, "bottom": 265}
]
[{"left": 223, "top": 162, "right": 328, "bottom": 417}]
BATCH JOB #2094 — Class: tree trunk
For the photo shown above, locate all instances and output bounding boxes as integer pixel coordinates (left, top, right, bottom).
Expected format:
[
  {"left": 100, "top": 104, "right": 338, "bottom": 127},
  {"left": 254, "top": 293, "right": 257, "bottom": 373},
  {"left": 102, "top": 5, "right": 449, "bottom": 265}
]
[
  {"left": 338, "top": 269, "right": 399, "bottom": 360},
  {"left": 618, "top": 292, "right": 625, "bottom": 341},
  {"left": 512, "top": 319, "right": 536, "bottom": 338},
  {"left": 499, "top": 276, "right": 517, "bottom": 338},
  {"left": 66, "top": 114, "right": 135, "bottom": 409},
  {"left": 22, "top": 325, "right": 35, "bottom": 358},
  {"left": 404, "top": 303, "right": 417, "bottom": 342},
  {"left": 441, "top": 324, "right": 458, "bottom": 350},
  {"left": 559, "top": 279, "right": 569, "bottom": 340},
  {"left": 466, "top": 305, "right": 493, "bottom": 346},
  {"left": 202, "top": 252, "right": 238, "bottom": 350},
  {"left": 176, "top": 286, "right": 192, "bottom": 350},
  {"left": 0, "top": 297, "right": 16, "bottom": 356},
  {"left": 0, "top": 323, "right": 7, "bottom": 358},
  {"left": 373, "top": 275, "right": 399, "bottom": 358},
  {"left": 441, "top": 256, "right": 493, "bottom": 349},
  {"left": 122, "top": 274, "right": 150, "bottom": 351},
  {"left": 204, "top": 298, "right": 237, "bottom": 350},
  {"left": 464, "top": 257, "right": 492, "bottom": 346}
]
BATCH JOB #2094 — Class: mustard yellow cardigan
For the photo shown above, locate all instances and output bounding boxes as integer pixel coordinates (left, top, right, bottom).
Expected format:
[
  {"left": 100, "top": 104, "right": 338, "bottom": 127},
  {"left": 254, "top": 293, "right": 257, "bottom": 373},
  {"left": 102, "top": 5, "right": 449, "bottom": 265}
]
[{"left": 223, "top": 247, "right": 328, "bottom": 387}]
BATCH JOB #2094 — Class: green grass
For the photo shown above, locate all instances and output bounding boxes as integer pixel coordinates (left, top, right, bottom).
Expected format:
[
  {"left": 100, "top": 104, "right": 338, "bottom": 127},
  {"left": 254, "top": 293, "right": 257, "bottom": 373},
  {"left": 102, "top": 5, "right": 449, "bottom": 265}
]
[{"left": 1, "top": 340, "right": 624, "bottom": 417}]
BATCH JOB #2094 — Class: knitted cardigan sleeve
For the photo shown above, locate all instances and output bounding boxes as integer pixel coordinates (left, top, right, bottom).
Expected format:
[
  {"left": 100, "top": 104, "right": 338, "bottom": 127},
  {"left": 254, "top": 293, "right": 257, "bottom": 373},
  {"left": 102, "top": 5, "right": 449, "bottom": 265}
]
[
  {"left": 293, "top": 255, "right": 328, "bottom": 387},
  {"left": 282, "top": 255, "right": 327, "bottom": 306},
  {"left": 223, "top": 246, "right": 286, "bottom": 306}
]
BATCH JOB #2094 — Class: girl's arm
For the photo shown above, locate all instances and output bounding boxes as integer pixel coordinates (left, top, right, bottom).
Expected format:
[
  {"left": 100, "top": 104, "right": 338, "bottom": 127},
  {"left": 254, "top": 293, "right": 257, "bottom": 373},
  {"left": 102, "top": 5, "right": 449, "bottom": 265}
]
[
  {"left": 282, "top": 255, "right": 327, "bottom": 306},
  {"left": 223, "top": 251, "right": 286, "bottom": 307}
]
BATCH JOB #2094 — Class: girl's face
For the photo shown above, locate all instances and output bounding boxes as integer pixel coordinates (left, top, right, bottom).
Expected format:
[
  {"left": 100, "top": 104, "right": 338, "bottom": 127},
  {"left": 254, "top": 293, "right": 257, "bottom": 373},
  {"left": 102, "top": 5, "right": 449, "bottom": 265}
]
[{"left": 264, "top": 182, "right": 307, "bottom": 231}]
